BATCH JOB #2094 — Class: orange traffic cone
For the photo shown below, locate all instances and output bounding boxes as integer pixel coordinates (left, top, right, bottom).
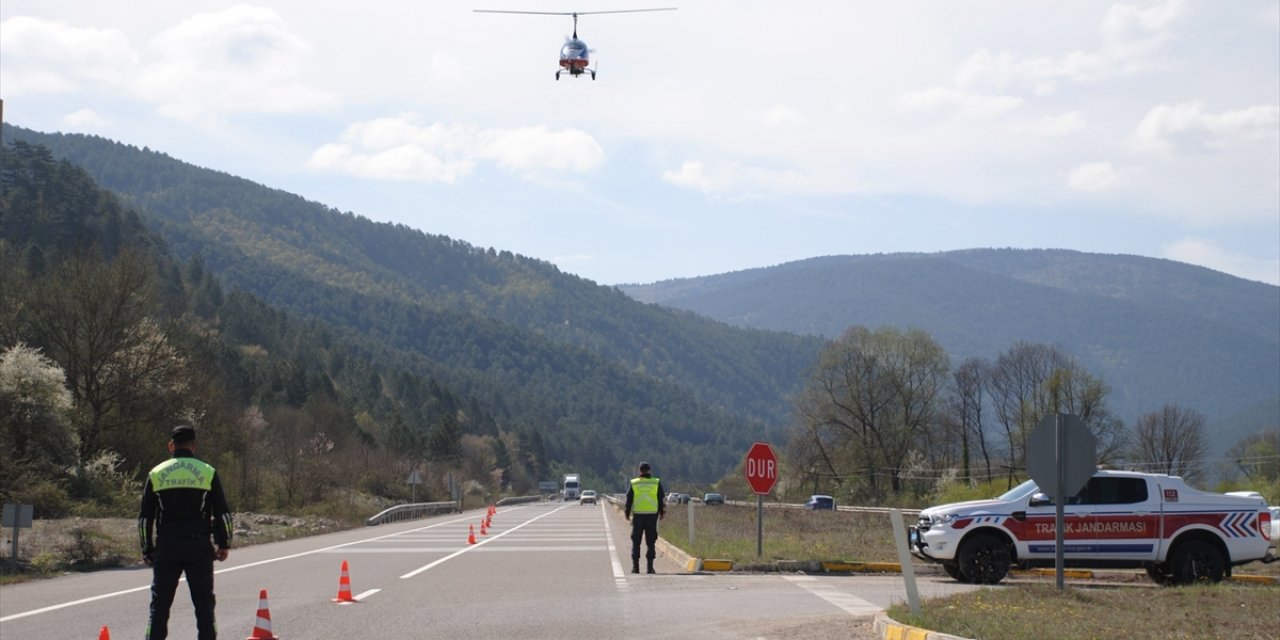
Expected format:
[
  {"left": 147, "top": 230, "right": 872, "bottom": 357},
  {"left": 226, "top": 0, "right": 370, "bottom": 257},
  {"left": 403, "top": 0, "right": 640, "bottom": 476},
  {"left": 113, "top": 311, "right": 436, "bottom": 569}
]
[
  {"left": 246, "top": 589, "right": 280, "bottom": 640},
  {"left": 98, "top": 626, "right": 111, "bottom": 640},
  {"left": 480, "top": 520, "right": 488, "bottom": 535},
  {"left": 332, "top": 559, "right": 357, "bottom": 603},
  {"left": 468, "top": 524, "right": 477, "bottom": 545}
]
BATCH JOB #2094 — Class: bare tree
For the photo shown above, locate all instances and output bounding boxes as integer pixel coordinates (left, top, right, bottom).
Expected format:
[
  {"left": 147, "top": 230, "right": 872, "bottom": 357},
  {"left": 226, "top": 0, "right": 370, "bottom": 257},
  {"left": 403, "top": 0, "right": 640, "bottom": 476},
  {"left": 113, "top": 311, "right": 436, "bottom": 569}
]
[
  {"left": 1130, "top": 404, "right": 1208, "bottom": 484},
  {"left": 988, "top": 342, "right": 1125, "bottom": 481},
  {"left": 947, "top": 357, "right": 994, "bottom": 483},
  {"left": 792, "top": 326, "right": 949, "bottom": 500}
]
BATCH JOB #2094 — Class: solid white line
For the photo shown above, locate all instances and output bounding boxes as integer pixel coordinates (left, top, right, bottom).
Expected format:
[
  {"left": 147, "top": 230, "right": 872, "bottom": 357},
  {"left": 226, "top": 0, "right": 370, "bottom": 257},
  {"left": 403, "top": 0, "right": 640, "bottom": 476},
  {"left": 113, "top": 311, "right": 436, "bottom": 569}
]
[
  {"left": 601, "top": 502, "right": 626, "bottom": 585},
  {"left": 353, "top": 588, "right": 380, "bottom": 601},
  {"left": 399, "top": 505, "right": 568, "bottom": 579},
  {"left": 0, "top": 509, "right": 518, "bottom": 623}
]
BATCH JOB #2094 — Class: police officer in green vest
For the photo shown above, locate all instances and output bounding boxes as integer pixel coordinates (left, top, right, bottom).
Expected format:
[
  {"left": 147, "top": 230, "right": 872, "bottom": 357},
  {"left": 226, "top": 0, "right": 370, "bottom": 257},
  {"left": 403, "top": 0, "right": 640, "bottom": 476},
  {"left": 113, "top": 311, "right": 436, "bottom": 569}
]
[
  {"left": 624, "top": 461, "right": 666, "bottom": 574},
  {"left": 138, "top": 425, "right": 233, "bottom": 640}
]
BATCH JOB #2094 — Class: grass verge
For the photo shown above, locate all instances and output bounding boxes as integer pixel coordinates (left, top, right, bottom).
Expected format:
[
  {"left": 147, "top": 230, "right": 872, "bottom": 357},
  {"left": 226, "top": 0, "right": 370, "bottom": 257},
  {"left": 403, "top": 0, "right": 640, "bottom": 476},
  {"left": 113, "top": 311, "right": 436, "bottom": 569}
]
[{"left": 887, "top": 583, "right": 1279, "bottom": 640}]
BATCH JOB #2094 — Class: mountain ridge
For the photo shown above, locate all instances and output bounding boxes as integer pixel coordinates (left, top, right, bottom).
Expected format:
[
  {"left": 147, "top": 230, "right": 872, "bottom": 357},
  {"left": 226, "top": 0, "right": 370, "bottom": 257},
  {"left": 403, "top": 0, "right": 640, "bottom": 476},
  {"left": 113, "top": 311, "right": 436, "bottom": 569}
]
[{"left": 620, "top": 248, "right": 1280, "bottom": 453}]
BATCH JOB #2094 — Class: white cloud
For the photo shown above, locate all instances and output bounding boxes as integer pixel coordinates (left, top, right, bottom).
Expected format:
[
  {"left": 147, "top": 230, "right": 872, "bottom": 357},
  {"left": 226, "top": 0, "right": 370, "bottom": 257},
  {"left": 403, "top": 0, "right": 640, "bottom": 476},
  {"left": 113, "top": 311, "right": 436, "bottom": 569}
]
[
  {"left": 0, "top": 16, "right": 138, "bottom": 94},
  {"left": 1067, "top": 161, "right": 1124, "bottom": 192},
  {"left": 0, "top": 7, "right": 334, "bottom": 121},
  {"left": 134, "top": 4, "right": 336, "bottom": 120},
  {"left": 1012, "top": 111, "right": 1088, "bottom": 137},
  {"left": 306, "top": 115, "right": 603, "bottom": 183},
  {"left": 430, "top": 51, "right": 464, "bottom": 82},
  {"left": 1131, "top": 102, "right": 1280, "bottom": 156},
  {"left": 897, "top": 87, "right": 1025, "bottom": 118},
  {"left": 61, "top": 108, "right": 112, "bottom": 132},
  {"left": 944, "top": 0, "right": 1186, "bottom": 99},
  {"left": 478, "top": 126, "right": 605, "bottom": 174},
  {"left": 763, "top": 103, "right": 804, "bottom": 127},
  {"left": 661, "top": 159, "right": 810, "bottom": 201},
  {"left": 1163, "top": 238, "right": 1280, "bottom": 285}
]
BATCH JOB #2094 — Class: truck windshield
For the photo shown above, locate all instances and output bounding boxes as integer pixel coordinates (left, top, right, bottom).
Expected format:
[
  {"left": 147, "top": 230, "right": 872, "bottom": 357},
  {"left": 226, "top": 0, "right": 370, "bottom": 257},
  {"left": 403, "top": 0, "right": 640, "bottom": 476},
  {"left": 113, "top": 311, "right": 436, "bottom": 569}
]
[{"left": 997, "top": 479, "right": 1040, "bottom": 502}]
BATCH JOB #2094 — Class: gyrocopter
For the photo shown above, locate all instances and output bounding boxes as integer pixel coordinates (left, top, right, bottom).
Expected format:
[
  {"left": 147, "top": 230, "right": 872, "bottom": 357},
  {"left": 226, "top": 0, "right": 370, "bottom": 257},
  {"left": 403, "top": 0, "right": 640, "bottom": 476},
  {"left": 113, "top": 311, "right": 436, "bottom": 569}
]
[{"left": 475, "top": 8, "right": 677, "bottom": 80}]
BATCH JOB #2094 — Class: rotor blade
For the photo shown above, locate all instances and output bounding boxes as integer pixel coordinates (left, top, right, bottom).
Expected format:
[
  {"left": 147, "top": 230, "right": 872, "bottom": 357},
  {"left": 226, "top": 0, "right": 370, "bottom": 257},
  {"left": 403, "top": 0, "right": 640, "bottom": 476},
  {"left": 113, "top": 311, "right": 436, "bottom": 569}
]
[
  {"left": 474, "top": 10, "right": 578, "bottom": 15},
  {"left": 474, "top": 8, "right": 677, "bottom": 16},
  {"left": 566, "top": 8, "right": 677, "bottom": 15}
]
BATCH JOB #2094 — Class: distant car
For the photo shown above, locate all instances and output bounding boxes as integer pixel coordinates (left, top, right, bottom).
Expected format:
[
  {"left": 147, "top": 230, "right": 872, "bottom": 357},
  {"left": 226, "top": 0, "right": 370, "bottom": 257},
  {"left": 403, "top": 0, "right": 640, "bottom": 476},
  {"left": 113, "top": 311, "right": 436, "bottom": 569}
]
[
  {"left": 804, "top": 495, "right": 836, "bottom": 510},
  {"left": 579, "top": 490, "right": 597, "bottom": 505},
  {"left": 678, "top": 494, "right": 690, "bottom": 504},
  {"left": 703, "top": 493, "right": 725, "bottom": 505}
]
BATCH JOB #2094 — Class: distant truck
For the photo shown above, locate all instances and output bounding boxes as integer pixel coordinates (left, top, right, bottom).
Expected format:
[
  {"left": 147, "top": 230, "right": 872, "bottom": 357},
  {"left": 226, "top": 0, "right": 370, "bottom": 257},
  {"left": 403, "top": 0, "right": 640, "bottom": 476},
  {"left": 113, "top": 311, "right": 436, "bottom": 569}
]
[
  {"left": 563, "top": 474, "right": 581, "bottom": 501},
  {"left": 910, "top": 470, "right": 1275, "bottom": 585}
]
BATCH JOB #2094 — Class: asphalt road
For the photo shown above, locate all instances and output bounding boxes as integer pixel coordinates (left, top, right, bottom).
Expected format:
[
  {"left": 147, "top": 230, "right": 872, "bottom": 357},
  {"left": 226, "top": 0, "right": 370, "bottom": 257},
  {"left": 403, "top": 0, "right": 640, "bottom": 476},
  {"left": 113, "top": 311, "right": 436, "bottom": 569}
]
[{"left": 0, "top": 501, "right": 981, "bottom": 639}]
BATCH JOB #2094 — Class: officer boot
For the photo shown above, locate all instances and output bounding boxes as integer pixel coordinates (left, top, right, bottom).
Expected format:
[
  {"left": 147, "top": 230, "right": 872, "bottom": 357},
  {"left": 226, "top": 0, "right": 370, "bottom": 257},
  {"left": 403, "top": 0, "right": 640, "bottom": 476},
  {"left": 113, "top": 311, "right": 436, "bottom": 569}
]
[
  {"left": 631, "top": 559, "right": 640, "bottom": 574},
  {"left": 647, "top": 559, "right": 655, "bottom": 574}
]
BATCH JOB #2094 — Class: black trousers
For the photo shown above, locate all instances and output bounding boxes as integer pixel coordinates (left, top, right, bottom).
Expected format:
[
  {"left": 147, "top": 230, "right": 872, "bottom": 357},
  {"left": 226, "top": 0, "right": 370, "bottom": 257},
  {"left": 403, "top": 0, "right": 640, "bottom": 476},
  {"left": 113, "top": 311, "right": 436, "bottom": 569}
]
[
  {"left": 148, "top": 537, "right": 217, "bottom": 640},
  {"left": 630, "top": 513, "right": 659, "bottom": 562}
]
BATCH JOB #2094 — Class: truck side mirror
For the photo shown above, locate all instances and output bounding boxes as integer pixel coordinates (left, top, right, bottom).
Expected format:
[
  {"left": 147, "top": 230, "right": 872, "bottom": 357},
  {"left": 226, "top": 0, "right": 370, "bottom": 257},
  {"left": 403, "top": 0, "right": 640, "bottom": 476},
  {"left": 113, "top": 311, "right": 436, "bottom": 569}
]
[{"left": 1029, "top": 493, "right": 1051, "bottom": 507}]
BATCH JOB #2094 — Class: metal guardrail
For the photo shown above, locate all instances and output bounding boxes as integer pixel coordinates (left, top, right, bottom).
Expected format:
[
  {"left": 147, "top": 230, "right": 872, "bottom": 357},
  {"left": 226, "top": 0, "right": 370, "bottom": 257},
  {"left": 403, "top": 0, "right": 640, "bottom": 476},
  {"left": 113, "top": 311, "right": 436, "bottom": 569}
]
[
  {"left": 717, "top": 499, "right": 921, "bottom": 516},
  {"left": 365, "top": 501, "right": 459, "bottom": 526},
  {"left": 495, "top": 495, "right": 542, "bottom": 506}
]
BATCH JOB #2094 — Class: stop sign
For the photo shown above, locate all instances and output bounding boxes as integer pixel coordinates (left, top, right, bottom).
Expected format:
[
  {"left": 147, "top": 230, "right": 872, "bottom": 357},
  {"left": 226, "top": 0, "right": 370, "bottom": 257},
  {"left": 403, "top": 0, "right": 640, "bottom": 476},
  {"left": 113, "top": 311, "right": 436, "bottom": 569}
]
[{"left": 744, "top": 442, "right": 779, "bottom": 495}]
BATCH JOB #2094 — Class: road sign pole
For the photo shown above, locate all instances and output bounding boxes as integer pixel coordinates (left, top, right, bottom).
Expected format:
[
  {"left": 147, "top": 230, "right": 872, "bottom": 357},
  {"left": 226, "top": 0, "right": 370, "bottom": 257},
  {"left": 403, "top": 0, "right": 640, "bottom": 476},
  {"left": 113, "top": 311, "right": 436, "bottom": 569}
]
[
  {"left": 688, "top": 498, "right": 696, "bottom": 547},
  {"left": 1055, "top": 413, "right": 1066, "bottom": 591},
  {"left": 756, "top": 494, "right": 764, "bottom": 557}
]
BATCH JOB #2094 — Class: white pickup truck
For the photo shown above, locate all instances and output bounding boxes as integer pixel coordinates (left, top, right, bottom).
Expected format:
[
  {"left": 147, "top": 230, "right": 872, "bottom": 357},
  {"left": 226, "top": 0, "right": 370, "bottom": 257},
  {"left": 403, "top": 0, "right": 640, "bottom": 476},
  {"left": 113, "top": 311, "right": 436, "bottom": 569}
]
[{"left": 910, "top": 470, "right": 1275, "bottom": 585}]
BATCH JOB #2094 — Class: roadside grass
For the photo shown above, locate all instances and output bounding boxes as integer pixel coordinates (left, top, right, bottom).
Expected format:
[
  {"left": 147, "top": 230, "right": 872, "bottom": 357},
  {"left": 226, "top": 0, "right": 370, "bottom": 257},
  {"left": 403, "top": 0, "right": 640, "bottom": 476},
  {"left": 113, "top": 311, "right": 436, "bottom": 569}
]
[
  {"left": 887, "top": 583, "right": 1279, "bottom": 640},
  {"left": 659, "top": 503, "right": 908, "bottom": 567}
]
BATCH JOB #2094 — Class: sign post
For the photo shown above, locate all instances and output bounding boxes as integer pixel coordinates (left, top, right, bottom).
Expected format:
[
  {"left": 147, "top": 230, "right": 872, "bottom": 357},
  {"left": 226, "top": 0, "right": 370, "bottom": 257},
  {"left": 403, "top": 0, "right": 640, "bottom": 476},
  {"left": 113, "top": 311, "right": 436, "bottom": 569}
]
[
  {"left": 3, "top": 503, "right": 34, "bottom": 561},
  {"left": 1026, "top": 413, "right": 1096, "bottom": 590},
  {"left": 744, "top": 442, "right": 779, "bottom": 557},
  {"left": 407, "top": 469, "right": 423, "bottom": 503}
]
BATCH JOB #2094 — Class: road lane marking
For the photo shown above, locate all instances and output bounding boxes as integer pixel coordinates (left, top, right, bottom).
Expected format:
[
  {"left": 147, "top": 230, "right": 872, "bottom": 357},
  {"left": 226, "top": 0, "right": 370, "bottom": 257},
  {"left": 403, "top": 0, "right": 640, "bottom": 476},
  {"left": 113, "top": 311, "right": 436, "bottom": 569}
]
[
  {"left": 783, "top": 575, "right": 882, "bottom": 616},
  {"left": 0, "top": 508, "right": 519, "bottom": 623},
  {"left": 600, "top": 501, "right": 627, "bottom": 589},
  {"left": 353, "top": 589, "right": 380, "bottom": 601},
  {"left": 399, "top": 504, "right": 568, "bottom": 579}
]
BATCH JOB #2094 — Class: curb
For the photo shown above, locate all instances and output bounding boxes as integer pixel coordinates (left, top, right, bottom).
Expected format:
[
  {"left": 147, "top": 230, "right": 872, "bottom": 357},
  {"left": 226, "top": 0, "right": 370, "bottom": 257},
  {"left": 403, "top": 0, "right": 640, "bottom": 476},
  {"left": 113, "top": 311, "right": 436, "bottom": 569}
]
[{"left": 873, "top": 612, "right": 972, "bottom": 640}]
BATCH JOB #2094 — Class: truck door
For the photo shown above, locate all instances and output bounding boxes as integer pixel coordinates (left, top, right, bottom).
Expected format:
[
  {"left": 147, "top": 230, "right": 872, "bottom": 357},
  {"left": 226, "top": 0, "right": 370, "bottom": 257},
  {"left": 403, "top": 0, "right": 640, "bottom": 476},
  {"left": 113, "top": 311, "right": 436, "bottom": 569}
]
[
  {"left": 1079, "top": 476, "right": 1157, "bottom": 561},
  {"left": 1019, "top": 483, "right": 1094, "bottom": 560}
]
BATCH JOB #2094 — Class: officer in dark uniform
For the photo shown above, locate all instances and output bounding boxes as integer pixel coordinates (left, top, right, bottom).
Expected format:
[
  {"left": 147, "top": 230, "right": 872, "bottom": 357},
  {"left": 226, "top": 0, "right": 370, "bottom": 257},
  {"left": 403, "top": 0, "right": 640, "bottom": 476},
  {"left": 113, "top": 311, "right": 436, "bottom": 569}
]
[
  {"left": 138, "top": 425, "right": 233, "bottom": 640},
  {"left": 624, "top": 461, "right": 666, "bottom": 574}
]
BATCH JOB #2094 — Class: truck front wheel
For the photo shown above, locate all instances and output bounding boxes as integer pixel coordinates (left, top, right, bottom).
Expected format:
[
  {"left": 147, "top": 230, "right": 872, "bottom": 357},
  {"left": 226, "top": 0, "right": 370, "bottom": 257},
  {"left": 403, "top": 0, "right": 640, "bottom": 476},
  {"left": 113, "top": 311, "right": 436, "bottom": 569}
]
[
  {"left": 1145, "top": 564, "right": 1172, "bottom": 585},
  {"left": 942, "top": 560, "right": 971, "bottom": 583},
  {"left": 1169, "top": 539, "right": 1225, "bottom": 584},
  {"left": 957, "top": 534, "right": 1011, "bottom": 585}
]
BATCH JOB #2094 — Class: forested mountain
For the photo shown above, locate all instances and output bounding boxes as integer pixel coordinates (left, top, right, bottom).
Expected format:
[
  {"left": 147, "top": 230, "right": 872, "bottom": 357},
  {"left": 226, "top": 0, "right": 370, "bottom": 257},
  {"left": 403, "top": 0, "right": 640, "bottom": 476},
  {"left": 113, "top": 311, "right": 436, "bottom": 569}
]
[
  {"left": 1, "top": 141, "right": 505, "bottom": 515},
  {"left": 3, "top": 124, "right": 825, "bottom": 486},
  {"left": 620, "top": 251, "right": 1280, "bottom": 455}
]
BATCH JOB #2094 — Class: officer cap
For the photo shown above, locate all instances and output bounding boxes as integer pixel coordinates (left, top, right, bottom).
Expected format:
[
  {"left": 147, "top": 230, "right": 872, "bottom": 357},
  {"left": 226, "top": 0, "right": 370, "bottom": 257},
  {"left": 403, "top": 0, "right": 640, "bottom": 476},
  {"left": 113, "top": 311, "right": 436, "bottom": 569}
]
[{"left": 638, "top": 462, "right": 651, "bottom": 472}]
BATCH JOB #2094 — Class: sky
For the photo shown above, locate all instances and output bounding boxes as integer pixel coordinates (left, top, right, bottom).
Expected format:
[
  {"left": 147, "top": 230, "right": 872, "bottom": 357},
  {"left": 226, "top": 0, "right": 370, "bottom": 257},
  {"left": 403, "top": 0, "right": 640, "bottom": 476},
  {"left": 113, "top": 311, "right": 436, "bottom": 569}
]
[{"left": 2, "top": 1, "right": 1278, "bottom": 286}]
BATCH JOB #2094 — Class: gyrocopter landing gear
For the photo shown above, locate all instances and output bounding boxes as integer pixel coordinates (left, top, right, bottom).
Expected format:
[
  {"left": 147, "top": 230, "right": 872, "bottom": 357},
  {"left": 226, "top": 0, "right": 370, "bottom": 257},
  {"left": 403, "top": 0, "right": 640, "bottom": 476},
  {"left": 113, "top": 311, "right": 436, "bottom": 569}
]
[{"left": 555, "top": 70, "right": 561, "bottom": 80}]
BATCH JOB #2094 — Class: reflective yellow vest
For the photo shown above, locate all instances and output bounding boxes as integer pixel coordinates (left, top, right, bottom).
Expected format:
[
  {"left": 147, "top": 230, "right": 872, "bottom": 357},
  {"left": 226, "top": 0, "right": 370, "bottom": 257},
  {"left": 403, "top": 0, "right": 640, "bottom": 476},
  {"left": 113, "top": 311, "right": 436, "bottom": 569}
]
[
  {"left": 631, "top": 476, "right": 661, "bottom": 514},
  {"left": 149, "top": 457, "right": 216, "bottom": 492}
]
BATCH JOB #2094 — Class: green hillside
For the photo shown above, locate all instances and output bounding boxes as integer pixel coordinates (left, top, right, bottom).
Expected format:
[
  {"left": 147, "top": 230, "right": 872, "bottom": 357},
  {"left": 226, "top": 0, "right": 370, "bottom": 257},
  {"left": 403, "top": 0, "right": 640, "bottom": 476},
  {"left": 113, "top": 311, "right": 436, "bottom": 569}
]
[{"left": 3, "top": 124, "right": 824, "bottom": 486}]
